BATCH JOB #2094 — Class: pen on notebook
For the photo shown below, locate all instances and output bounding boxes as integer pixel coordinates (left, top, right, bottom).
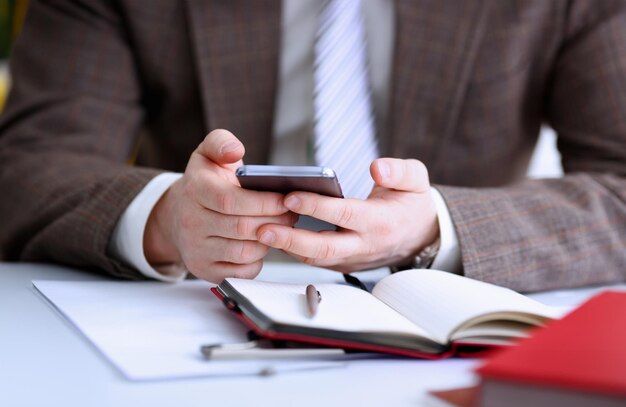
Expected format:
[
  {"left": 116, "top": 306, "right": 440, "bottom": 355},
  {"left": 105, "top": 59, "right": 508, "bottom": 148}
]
[{"left": 306, "top": 284, "right": 321, "bottom": 318}]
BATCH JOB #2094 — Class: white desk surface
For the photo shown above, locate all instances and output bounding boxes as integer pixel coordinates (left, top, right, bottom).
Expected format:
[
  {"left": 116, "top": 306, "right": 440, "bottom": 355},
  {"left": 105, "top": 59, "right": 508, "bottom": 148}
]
[{"left": 1, "top": 262, "right": 624, "bottom": 407}]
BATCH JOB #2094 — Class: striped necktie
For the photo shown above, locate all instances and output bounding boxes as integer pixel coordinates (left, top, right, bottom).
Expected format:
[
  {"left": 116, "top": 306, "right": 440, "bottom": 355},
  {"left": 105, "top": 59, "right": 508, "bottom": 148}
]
[{"left": 313, "top": 0, "right": 379, "bottom": 199}]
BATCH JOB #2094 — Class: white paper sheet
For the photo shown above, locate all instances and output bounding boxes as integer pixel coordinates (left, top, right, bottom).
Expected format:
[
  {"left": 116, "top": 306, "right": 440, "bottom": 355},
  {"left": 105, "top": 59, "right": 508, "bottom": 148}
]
[
  {"left": 32, "top": 277, "right": 344, "bottom": 381},
  {"left": 33, "top": 259, "right": 622, "bottom": 383}
]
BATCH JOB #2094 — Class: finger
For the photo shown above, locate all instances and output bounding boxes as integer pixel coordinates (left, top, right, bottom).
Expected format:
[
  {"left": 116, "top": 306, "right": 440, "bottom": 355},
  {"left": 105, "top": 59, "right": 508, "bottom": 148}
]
[
  {"left": 282, "top": 251, "right": 345, "bottom": 269},
  {"left": 282, "top": 192, "right": 367, "bottom": 230},
  {"left": 205, "top": 211, "right": 299, "bottom": 240},
  {"left": 192, "top": 260, "right": 264, "bottom": 283},
  {"left": 282, "top": 248, "right": 379, "bottom": 274},
  {"left": 257, "top": 224, "right": 362, "bottom": 260},
  {"left": 195, "top": 129, "right": 245, "bottom": 165},
  {"left": 370, "top": 158, "right": 430, "bottom": 193},
  {"left": 196, "top": 177, "right": 289, "bottom": 216},
  {"left": 203, "top": 236, "right": 270, "bottom": 264}
]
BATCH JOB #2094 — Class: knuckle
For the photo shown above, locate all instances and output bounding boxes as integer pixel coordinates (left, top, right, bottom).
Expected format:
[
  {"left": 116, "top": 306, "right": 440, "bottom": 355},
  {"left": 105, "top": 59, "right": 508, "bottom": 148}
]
[
  {"left": 216, "top": 191, "right": 236, "bottom": 214},
  {"left": 309, "top": 199, "right": 323, "bottom": 218},
  {"left": 229, "top": 240, "right": 257, "bottom": 263},
  {"left": 283, "top": 232, "right": 296, "bottom": 252},
  {"left": 261, "top": 195, "right": 283, "bottom": 215},
  {"left": 235, "top": 216, "right": 252, "bottom": 238},
  {"left": 239, "top": 241, "right": 257, "bottom": 262},
  {"left": 315, "top": 242, "right": 335, "bottom": 259},
  {"left": 336, "top": 204, "right": 354, "bottom": 226},
  {"left": 258, "top": 196, "right": 271, "bottom": 214},
  {"left": 225, "top": 242, "right": 240, "bottom": 261}
]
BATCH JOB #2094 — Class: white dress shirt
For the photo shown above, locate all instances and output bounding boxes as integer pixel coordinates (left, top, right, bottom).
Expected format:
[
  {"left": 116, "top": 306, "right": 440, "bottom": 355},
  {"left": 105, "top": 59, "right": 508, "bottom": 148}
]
[{"left": 109, "top": 0, "right": 461, "bottom": 281}]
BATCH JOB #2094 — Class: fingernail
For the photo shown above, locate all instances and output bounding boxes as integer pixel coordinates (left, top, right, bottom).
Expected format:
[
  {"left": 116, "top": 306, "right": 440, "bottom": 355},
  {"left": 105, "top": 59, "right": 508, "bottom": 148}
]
[
  {"left": 259, "top": 231, "right": 276, "bottom": 245},
  {"left": 378, "top": 161, "right": 390, "bottom": 182},
  {"left": 285, "top": 196, "right": 301, "bottom": 210},
  {"left": 220, "top": 141, "right": 241, "bottom": 155}
]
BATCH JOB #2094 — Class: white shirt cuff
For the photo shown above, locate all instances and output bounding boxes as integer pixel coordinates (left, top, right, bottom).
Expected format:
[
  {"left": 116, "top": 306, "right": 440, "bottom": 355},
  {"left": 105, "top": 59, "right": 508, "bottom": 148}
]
[
  {"left": 109, "top": 172, "right": 187, "bottom": 282},
  {"left": 430, "top": 187, "right": 463, "bottom": 274}
]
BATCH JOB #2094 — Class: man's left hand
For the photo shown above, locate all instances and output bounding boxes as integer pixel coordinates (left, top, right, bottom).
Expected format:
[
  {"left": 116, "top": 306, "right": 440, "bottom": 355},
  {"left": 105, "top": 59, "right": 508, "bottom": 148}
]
[{"left": 257, "top": 158, "right": 440, "bottom": 272}]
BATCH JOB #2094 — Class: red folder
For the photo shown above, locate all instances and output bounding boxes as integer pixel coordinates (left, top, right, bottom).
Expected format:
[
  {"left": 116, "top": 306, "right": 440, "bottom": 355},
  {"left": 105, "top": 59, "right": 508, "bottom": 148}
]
[{"left": 476, "top": 291, "right": 626, "bottom": 404}]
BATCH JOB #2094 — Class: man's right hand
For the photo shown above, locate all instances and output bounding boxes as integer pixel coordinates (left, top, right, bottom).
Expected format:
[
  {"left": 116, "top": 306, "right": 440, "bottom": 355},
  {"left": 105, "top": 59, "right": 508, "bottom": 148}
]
[{"left": 143, "top": 129, "right": 297, "bottom": 283}]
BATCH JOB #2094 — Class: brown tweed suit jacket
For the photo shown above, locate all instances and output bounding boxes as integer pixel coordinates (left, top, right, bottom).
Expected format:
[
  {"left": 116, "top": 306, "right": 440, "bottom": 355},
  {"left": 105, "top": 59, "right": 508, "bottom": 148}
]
[{"left": 1, "top": 0, "right": 625, "bottom": 292}]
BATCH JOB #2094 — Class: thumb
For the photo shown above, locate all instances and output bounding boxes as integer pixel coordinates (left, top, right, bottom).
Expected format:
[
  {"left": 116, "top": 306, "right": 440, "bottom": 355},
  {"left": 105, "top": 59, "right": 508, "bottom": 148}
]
[
  {"left": 370, "top": 158, "right": 430, "bottom": 193},
  {"left": 196, "top": 129, "right": 245, "bottom": 165}
]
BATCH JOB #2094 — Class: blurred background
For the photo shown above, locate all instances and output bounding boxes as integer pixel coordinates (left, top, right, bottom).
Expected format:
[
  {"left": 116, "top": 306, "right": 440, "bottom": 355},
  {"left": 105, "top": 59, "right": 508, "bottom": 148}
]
[
  {"left": 0, "top": 0, "right": 562, "bottom": 178},
  {"left": 1, "top": 0, "right": 28, "bottom": 111}
]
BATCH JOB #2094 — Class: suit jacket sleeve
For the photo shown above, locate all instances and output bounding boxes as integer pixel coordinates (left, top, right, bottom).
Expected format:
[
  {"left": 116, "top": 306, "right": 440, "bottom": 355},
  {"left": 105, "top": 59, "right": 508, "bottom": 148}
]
[
  {"left": 437, "top": 0, "right": 626, "bottom": 292},
  {"left": 0, "top": 0, "right": 161, "bottom": 278}
]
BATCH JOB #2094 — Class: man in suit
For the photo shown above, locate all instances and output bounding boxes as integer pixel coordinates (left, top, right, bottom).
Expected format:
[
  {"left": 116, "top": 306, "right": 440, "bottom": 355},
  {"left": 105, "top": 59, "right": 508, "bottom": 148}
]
[{"left": 0, "top": 0, "right": 624, "bottom": 292}]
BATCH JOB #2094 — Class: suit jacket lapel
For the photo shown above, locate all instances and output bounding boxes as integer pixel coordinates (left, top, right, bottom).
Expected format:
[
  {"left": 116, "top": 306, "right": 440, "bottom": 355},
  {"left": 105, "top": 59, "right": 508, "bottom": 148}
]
[
  {"left": 184, "top": 0, "right": 489, "bottom": 170},
  {"left": 185, "top": 0, "right": 281, "bottom": 164},
  {"left": 386, "top": 0, "right": 490, "bottom": 177}
]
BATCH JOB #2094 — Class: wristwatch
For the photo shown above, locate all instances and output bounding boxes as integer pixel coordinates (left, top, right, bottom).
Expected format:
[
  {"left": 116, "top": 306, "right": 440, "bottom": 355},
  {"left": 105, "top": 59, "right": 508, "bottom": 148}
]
[{"left": 390, "top": 237, "right": 441, "bottom": 273}]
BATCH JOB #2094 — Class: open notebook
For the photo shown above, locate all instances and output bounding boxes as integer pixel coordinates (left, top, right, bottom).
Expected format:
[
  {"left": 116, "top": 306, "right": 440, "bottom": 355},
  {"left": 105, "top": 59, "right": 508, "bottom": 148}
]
[{"left": 213, "top": 269, "right": 561, "bottom": 359}]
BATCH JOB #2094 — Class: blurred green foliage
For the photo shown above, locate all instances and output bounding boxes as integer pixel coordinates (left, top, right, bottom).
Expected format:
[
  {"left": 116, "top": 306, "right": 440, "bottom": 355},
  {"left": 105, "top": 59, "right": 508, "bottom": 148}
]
[{"left": 1, "top": 0, "right": 28, "bottom": 60}]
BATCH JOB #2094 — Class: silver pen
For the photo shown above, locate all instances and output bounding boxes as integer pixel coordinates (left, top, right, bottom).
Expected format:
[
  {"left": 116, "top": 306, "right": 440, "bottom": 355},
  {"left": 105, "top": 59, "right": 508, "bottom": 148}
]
[{"left": 200, "top": 341, "right": 344, "bottom": 360}]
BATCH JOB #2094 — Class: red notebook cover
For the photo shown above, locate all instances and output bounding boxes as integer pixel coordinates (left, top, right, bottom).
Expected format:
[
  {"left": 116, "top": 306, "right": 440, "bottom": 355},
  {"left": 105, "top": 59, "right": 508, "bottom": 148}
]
[{"left": 476, "top": 291, "right": 626, "bottom": 398}]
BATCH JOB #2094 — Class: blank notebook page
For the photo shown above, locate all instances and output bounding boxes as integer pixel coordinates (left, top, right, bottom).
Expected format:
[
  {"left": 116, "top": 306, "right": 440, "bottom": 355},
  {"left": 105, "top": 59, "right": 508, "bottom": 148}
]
[
  {"left": 372, "top": 270, "right": 558, "bottom": 344},
  {"left": 225, "top": 279, "right": 435, "bottom": 340}
]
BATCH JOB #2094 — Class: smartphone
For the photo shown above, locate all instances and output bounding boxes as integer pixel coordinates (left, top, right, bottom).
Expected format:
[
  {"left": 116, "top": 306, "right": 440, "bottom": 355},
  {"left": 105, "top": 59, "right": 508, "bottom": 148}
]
[{"left": 236, "top": 165, "right": 343, "bottom": 198}]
